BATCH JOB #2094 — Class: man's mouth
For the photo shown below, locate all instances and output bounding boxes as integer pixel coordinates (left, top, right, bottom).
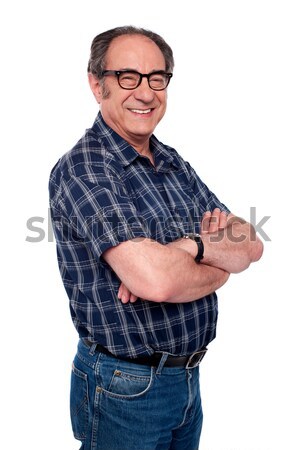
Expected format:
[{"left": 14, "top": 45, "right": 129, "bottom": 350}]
[{"left": 129, "top": 108, "right": 153, "bottom": 115}]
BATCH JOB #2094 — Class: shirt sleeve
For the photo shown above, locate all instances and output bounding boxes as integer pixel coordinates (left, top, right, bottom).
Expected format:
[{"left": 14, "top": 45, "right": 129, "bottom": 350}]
[
  {"left": 186, "top": 162, "right": 231, "bottom": 214},
  {"left": 58, "top": 172, "right": 150, "bottom": 259}
]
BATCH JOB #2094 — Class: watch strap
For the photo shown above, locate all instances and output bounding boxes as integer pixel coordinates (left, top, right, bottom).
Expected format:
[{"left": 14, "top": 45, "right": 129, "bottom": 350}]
[{"left": 184, "top": 233, "right": 204, "bottom": 262}]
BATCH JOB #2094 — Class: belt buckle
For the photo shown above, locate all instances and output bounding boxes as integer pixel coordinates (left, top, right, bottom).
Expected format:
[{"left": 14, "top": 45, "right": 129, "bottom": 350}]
[{"left": 185, "top": 348, "right": 207, "bottom": 369}]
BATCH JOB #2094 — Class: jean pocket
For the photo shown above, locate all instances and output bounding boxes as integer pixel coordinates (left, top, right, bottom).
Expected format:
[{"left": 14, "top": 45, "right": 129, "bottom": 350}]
[
  {"left": 103, "top": 366, "right": 154, "bottom": 399},
  {"left": 70, "top": 362, "right": 89, "bottom": 440}
]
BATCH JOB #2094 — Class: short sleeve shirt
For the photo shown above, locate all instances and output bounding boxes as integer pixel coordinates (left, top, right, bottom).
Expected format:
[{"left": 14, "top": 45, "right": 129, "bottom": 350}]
[{"left": 49, "top": 113, "right": 230, "bottom": 358}]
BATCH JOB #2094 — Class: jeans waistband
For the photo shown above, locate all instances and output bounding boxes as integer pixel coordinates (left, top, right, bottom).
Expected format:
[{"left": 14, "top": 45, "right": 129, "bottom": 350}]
[{"left": 83, "top": 339, "right": 207, "bottom": 369}]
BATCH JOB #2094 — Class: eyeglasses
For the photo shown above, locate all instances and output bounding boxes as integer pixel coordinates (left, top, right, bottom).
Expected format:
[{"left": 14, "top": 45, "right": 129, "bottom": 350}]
[{"left": 100, "top": 70, "right": 173, "bottom": 91}]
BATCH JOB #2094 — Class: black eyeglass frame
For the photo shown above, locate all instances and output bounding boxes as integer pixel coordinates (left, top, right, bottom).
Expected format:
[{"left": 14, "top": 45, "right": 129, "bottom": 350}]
[{"left": 100, "top": 70, "right": 173, "bottom": 91}]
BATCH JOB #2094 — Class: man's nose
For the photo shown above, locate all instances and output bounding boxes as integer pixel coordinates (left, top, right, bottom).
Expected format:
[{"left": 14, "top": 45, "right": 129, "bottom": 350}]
[{"left": 133, "top": 77, "right": 155, "bottom": 102}]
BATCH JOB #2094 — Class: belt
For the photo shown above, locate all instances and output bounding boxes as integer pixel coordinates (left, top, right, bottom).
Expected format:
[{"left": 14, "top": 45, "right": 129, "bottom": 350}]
[{"left": 83, "top": 339, "right": 207, "bottom": 369}]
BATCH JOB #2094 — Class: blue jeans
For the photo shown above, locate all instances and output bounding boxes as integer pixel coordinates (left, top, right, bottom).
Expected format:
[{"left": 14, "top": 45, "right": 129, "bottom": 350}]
[{"left": 70, "top": 339, "right": 203, "bottom": 450}]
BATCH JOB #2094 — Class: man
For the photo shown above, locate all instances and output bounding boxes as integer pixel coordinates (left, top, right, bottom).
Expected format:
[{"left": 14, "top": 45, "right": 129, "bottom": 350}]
[{"left": 49, "top": 26, "right": 263, "bottom": 450}]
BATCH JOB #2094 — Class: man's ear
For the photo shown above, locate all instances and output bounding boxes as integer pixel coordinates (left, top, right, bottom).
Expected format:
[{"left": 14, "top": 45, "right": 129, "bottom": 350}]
[{"left": 88, "top": 73, "right": 102, "bottom": 104}]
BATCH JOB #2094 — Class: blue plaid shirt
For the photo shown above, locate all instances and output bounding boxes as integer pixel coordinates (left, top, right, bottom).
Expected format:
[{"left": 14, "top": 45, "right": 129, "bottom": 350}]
[{"left": 49, "top": 113, "right": 229, "bottom": 358}]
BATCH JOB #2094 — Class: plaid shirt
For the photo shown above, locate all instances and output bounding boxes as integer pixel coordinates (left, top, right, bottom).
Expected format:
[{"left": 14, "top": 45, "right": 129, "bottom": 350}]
[{"left": 49, "top": 112, "right": 229, "bottom": 358}]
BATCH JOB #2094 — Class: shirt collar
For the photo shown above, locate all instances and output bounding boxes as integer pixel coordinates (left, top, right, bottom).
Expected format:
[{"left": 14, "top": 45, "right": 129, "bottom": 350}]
[{"left": 91, "top": 112, "right": 180, "bottom": 172}]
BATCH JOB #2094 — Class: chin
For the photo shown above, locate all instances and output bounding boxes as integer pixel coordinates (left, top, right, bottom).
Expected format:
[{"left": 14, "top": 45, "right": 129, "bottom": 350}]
[{"left": 128, "top": 124, "right": 154, "bottom": 137}]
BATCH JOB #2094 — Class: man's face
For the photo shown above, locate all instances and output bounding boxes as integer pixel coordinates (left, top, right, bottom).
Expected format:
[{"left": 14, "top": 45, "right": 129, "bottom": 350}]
[{"left": 90, "top": 34, "right": 168, "bottom": 149}]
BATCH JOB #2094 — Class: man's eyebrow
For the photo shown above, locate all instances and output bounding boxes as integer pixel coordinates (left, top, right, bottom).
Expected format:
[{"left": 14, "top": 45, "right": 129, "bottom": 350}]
[{"left": 118, "top": 68, "right": 167, "bottom": 73}]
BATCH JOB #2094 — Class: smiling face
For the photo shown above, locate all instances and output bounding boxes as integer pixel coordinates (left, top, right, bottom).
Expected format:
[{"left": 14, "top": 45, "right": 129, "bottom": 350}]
[{"left": 88, "top": 34, "right": 168, "bottom": 153}]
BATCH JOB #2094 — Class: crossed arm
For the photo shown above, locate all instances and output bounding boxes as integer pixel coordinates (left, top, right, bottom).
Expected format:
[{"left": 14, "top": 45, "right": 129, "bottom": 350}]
[{"left": 103, "top": 209, "right": 264, "bottom": 304}]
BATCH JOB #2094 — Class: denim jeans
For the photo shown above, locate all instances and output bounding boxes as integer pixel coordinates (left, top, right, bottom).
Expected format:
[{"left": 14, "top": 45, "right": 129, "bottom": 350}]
[{"left": 70, "top": 339, "right": 203, "bottom": 450}]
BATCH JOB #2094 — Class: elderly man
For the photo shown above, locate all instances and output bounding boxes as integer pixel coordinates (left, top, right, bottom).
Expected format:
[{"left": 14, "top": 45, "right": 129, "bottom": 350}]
[{"left": 49, "top": 26, "right": 263, "bottom": 450}]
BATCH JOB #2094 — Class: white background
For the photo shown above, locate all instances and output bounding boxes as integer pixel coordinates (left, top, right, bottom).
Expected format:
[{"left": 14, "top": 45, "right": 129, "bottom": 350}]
[{"left": 1, "top": 1, "right": 298, "bottom": 449}]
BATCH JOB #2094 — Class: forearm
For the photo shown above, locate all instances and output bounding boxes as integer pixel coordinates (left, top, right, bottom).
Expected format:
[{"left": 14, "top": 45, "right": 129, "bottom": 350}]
[
  {"left": 104, "top": 238, "right": 229, "bottom": 303},
  {"left": 202, "top": 214, "right": 264, "bottom": 273},
  {"left": 161, "top": 252, "right": 229, "bottom": 303},
  {"left": 162, "top": 238, "right": 229, "bottom": 302},
  {"left": 112, "top": 210, "right": 263, "bottom": 304}
]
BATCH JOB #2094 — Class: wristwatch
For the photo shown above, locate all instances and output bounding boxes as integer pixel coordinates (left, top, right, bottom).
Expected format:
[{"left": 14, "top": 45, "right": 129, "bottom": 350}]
[{"left": 183, "top": 233, "right": 204, "bottom": 262}]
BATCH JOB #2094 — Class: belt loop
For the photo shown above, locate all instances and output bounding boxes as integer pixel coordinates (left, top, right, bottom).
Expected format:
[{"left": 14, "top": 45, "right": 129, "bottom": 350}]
[
  {"left": 156, "top": 353, "right": 169, "bottom": 375},
  {"left": 89, "top": 343, "right": 98, "bottom": 356}
]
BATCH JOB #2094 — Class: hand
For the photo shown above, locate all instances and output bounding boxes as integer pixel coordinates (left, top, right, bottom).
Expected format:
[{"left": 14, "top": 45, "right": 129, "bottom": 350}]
[
  {"left": 200, "top": 210, "right": 263, "bottom": 273},
  {"left": 118, "top": 282, "right": 139, "bottom": 304},
  {"left": 201, "top": 208, "right": 228, "bottom": 234}
]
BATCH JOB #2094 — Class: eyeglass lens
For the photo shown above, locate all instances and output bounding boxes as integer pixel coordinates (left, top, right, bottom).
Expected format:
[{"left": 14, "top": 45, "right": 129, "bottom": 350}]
[{"left": 118, "top": 72, "right": 169, "bottom": 90}]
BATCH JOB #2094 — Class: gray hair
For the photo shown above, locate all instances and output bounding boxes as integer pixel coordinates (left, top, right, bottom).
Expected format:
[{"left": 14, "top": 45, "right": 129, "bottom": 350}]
[{"left": 87, "top": 25, "right": 174, "bottom": 77}]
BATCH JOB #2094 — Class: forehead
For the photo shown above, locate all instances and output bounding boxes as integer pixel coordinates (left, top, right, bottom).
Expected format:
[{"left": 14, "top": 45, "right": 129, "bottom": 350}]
[{"left": 106, "top": 34, "right": 166, "bottom": 69}]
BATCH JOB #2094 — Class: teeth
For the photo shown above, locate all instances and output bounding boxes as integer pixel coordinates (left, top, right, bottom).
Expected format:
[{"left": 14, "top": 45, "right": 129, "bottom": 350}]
[{"left": 130, "top": 109, "right": 151, "bottom": 114}]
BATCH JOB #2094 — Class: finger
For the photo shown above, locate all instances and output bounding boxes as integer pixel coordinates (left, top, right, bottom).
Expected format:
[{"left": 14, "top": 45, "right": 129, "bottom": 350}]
[
  {"left": 130, "top": 294, "right": 138, "bottom": 303},
  {"left": 117, "top": 284, "right": 123, "bottom": 299},
  {"left": 118, "top": 283, "right": 129, "bottom": 304},
  {"left": 209, "top": 208, "right": 221, "bottom": 233},
  {"left": 219, "top": 211, "right": 228, "bottom": 229},
  {"left": 201, "top": 211, "right": 212, "bottom": 234},
  {"left": 119, "top": 294, "right": 130, "bottom": 303}
]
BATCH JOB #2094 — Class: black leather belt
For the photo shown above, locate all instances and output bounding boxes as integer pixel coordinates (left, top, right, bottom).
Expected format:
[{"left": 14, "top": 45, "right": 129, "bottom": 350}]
[{"left": 83, "top": 339, "right": 207, "bottom": 369}]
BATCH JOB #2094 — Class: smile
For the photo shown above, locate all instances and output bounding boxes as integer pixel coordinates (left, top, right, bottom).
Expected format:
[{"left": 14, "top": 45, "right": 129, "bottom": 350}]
[{"left": 129, "top": 109, "right": 153, "bottom": 114}]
